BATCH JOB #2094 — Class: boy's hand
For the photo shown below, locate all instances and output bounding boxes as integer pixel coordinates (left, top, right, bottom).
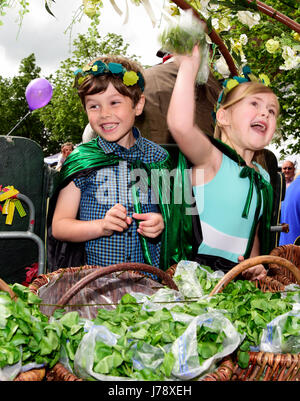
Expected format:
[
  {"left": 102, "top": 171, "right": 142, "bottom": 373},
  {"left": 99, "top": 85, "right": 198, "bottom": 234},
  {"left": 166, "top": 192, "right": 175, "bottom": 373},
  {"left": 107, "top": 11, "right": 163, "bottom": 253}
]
[
  {"left": 238, "top": 256, "right": 267, "bottom": 281},
  {"left": 133, "top": 212, "right": 164, "bottom": 238},
  {"left": 101, "top": 204, "right": 132, "bottom": 236}
]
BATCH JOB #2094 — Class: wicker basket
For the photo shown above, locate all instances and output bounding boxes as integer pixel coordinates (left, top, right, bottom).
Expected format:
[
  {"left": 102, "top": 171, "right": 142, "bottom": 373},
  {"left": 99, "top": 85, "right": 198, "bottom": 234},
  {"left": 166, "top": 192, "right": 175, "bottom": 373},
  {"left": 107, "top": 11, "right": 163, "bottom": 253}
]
[
  {"left": 28, "top": 262, "right": 178, "bottom": 381},
  {"left": 28, "top": 254, "right": 300, "bottom": 381},
  {"left": 202, "top": 253, "right": 300, "bottom": 381},
  {"left": 268, "top": 244, "right": 300, "bottom": 286}
]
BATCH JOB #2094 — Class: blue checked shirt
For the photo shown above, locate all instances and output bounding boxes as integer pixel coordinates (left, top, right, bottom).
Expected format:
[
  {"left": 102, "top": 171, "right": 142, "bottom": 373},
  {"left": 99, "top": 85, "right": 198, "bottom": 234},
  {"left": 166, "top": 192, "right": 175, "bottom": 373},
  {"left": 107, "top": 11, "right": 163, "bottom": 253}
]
[{"left": 73, "top": 127, "right": 168, "bottom": 268}]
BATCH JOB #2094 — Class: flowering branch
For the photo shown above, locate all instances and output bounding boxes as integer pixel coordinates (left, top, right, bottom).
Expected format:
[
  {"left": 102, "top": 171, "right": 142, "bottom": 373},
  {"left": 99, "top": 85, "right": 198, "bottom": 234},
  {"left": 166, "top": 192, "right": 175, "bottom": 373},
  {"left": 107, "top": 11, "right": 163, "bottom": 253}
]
[{"left": 251, "top": 1, "right": 300, "bottom": 33}]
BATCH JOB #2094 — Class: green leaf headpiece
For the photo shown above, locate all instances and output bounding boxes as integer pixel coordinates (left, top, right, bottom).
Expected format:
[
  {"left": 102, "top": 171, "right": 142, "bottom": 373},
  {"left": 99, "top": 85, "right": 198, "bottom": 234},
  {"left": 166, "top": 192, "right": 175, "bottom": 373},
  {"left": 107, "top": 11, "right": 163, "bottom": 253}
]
[
  {"left": 73, "top": 59, "right": 145, "bottom": 92},
  {"left": 213, "top": 66, "right": 270, "bottom": 121}
]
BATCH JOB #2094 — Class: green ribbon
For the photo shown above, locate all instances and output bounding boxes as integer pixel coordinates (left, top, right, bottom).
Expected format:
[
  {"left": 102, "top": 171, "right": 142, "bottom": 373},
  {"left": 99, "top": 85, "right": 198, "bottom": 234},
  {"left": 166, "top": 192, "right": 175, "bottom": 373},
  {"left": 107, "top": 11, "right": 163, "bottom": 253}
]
[
  {"left": 240, "top": 166, "right": 259, "bottom": 219},
  {"left": 129, "top": 162, "right": 153, "bottom": 267}
]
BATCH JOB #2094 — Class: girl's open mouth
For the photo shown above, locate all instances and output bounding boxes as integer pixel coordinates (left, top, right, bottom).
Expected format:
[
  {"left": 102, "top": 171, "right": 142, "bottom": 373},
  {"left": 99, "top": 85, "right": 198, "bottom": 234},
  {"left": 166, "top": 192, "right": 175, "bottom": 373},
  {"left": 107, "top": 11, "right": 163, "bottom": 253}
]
[{"left": 250, "top": 121, "right": 267, "bottom": 133}]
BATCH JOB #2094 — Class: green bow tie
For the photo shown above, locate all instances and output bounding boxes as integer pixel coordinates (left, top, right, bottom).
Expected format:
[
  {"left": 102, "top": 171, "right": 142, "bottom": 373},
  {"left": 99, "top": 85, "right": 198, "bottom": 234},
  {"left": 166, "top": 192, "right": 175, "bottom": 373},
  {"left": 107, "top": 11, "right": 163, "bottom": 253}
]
[{"left": 239, "top": 165, "right": 265, "bottom": 219}]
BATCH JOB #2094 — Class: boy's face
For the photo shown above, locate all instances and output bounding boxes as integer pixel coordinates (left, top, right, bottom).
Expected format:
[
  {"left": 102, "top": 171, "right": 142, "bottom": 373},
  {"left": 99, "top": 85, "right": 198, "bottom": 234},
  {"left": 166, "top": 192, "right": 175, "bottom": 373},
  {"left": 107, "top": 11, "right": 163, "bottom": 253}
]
[{"left": 85, "top": 82, "right": 145, "bottom": 149}]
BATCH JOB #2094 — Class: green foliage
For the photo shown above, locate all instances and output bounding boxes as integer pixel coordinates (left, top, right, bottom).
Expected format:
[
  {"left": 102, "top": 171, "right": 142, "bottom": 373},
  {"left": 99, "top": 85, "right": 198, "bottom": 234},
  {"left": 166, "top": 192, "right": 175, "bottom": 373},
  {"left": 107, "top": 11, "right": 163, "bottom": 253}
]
[
  {"left": 1, "top": 1, "right": 299, "bottom": 155},
  {"left": 0, "top": 284, "right": 61, "bottom": 369},
  {"left": 218, "top": 1, "right": 300, "bottom": 154},
  {"left": 0, "top": 54, "right": 49, "bottom": 148},
  {"left": 0, "top": 0, "right": 29, "bottom": 30}
]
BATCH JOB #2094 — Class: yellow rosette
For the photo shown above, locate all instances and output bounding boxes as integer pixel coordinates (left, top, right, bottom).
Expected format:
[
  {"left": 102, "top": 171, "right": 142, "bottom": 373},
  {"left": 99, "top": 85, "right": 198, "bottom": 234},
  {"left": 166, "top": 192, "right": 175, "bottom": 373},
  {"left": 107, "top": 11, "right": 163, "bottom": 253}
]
[{"left": 123, "top": 71, "right": 139, "bottom": 87}]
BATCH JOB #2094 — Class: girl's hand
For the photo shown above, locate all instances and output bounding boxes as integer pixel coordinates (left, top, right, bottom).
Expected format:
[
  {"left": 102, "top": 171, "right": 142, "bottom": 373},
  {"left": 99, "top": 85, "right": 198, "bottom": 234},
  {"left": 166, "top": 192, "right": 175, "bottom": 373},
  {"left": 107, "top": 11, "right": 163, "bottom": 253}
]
[
  {"left": 241, "top": 264, "right": 267, "bottom": 281},
  {"left": 238, "top": 256, "right": 267, "bottom": 281},
  {"left": 133, "top": 212, "right": 164, "bottom": 238},
  {"left": 175, "top": 44, "right": 202, "bottom": 77},
  {"left": 102, "top": 204, "right": 132, "bottom": 237}
]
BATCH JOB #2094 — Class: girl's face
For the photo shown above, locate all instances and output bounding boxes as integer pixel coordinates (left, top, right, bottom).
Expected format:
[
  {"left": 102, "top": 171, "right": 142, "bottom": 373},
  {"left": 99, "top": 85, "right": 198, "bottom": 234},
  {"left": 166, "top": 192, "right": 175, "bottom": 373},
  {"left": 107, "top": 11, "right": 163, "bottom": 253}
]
[
  {"left": 85, "top": 82, "right": 145, "bottom": 149},
  {"left": 219, "top": 90, "right": 278, "bottom": 154}
]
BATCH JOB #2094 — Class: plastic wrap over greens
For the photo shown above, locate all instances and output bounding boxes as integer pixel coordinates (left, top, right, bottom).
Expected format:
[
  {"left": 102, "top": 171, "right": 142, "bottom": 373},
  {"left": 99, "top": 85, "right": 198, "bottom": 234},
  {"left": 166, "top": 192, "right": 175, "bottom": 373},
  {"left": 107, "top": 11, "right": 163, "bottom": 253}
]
[
  {"left": 159, "top": 9, "right": 210, "bottom": 84},
  {"left": 260, "top": 309, "right": 300, "bottom": 354}
]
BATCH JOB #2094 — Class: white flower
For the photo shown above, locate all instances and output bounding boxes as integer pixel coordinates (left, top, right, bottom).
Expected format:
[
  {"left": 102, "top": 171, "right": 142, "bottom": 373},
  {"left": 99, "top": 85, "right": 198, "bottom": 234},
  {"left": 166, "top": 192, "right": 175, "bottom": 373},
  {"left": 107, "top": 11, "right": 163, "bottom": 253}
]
[
  {"left": 279, "top": 45, "right": 300, "bottom": 70},
  {"left": 237, "top": 11, "right": 260, "bottom": 28},
  {"left": 219, "top": 17, "right": 231, "bottom": 32},
  {"left": 280, "top": 56, "right": 300, "bottom": 70},
  {"left": 265, "top": 39, "right": 280, "bottom": 54},
  {"left": 215, "top": 56, "right": 231, "bottom": 78},
  {"left": 239, "top": 34, "right": 248, "bottom": 46},
  {"left": 212, "top": 18, "right": 219, "bottom": 31},
  {"left": 282, "top": 46, "right": 295, "bottom": 60},
  {"left": 211, "top": 17, "right": 231, "bottom": 33}
]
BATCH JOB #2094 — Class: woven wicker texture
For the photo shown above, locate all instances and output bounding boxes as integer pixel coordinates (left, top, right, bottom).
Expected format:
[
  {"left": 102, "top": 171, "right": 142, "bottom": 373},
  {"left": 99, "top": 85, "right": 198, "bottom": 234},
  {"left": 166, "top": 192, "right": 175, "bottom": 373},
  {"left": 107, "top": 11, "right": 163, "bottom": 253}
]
[
  {"left": 269, "top": 245, "right": 300, "bottom": 286},
  {"left": 231, "top": 351, "right": 300, "bottom": 381}
]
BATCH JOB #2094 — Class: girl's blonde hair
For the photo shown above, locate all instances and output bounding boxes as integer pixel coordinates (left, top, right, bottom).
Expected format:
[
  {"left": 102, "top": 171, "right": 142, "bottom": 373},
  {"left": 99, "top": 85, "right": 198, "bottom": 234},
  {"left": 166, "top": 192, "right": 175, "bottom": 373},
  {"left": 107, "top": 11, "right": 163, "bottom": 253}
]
[{"left": 214, "top": 81, "right": 280, "bottom": 167}]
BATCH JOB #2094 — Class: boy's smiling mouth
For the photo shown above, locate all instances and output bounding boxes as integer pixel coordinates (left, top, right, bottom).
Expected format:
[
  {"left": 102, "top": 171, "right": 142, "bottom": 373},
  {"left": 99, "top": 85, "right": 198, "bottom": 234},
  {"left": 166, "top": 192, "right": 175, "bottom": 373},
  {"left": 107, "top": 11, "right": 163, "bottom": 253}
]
[{"left": 101, "top": 123, "right": 119, "bottom": 132}]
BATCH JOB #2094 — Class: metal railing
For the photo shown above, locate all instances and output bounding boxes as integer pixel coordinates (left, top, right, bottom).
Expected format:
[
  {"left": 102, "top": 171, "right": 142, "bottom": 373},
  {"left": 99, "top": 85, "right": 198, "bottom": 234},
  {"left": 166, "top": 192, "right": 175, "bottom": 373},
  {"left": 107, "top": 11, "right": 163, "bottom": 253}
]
[{"left": 0, "top": 193, "right": 45, "bottom": 275}]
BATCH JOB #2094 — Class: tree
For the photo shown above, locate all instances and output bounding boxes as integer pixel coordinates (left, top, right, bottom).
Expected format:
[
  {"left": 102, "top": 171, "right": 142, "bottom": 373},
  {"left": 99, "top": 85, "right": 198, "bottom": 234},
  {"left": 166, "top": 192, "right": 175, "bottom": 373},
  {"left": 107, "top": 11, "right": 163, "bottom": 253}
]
[
  {"left": 1, "top": 0, "right": 299, "bottom": 155},
  {"left": 37, "top": 25, "right": 138, "bottom": 154},
  {"left": 41, "top": 0, "right": 300, "bottom": 156},
  {"left": 165, "top": 0, "right": 300, "bottom": 157},
  {"left": 0, "top": 54, "right": 48, "bottom": 148}
]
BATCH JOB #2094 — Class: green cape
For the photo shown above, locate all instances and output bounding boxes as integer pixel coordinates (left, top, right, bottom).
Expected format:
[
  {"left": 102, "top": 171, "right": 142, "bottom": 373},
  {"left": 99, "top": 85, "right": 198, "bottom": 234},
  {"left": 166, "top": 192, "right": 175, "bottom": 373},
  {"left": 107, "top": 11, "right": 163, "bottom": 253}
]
[{"left": 55, "top": 138, "right": 194, "bottom": 270}]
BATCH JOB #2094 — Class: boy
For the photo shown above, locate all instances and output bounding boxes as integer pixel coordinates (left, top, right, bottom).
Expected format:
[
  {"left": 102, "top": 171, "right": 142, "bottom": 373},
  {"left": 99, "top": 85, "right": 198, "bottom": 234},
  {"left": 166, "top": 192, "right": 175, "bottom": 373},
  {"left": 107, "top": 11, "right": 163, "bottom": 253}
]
[{"left": 47, "top": 55, "right": 177, "bottom": 272}]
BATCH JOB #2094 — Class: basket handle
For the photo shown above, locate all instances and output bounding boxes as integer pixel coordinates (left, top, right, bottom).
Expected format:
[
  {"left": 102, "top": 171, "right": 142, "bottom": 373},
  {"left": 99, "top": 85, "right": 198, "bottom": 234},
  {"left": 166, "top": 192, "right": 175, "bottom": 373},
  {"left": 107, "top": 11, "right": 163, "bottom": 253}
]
[
  {"left": 0, "top": 278, "right": 17, "bottom": 300},
  {"left": 54, "top": 263, "right": 179, "bottom": 309},
  {"left": 209, "top": 255, "right": 300, "bottom": 296}
]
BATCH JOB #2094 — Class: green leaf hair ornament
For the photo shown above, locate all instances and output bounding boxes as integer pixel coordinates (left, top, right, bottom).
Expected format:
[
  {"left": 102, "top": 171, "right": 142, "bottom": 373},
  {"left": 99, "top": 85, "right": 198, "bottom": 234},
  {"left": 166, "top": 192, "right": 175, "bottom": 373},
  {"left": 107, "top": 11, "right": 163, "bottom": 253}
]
[
  {"left": 212, "top": 65, "right": 270, "bottom": 121},
  {"left": 73, "top": 59, "right": 145, "bottom": 92}
]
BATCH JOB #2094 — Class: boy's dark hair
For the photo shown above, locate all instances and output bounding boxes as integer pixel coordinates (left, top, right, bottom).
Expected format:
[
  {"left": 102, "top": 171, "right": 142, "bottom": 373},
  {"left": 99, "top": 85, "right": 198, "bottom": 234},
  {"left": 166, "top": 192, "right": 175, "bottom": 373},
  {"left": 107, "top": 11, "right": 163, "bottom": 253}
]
[{"left": 77, "top": 55, "right": 145, "bottom": 109}]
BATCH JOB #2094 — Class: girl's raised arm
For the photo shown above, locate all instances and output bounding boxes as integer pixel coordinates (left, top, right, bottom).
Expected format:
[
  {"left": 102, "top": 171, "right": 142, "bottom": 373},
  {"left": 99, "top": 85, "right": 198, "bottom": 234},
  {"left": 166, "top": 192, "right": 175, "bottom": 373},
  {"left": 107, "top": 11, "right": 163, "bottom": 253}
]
[{"left": 167, "top": 46, "right": 217, "bottom": 168}]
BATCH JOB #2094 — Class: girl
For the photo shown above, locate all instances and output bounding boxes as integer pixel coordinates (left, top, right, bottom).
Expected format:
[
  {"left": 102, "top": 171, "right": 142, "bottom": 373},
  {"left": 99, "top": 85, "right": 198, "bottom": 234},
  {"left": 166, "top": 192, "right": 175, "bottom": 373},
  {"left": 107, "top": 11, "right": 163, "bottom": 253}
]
[{"left": 167, "top": 45, "right": 280, "bottom": 280}]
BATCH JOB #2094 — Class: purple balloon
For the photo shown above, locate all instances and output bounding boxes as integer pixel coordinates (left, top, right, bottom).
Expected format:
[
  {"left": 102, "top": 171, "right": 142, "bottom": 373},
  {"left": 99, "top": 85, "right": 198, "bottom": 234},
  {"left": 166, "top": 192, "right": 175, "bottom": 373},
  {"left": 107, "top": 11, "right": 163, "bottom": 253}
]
[{"left": 25, "top": 78, "right": 53, "bottom": 110}]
